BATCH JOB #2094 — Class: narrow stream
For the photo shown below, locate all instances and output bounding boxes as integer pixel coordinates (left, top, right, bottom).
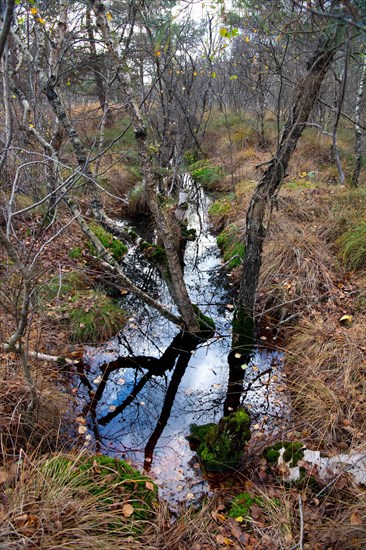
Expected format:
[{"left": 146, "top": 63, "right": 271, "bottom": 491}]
[{"left": 80, "top": 179, "right": 286, "bottom": 503}]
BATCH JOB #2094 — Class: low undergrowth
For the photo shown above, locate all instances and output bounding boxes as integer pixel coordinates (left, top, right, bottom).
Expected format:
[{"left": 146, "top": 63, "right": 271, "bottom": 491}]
[
  {"left": 67, "top": 289, "right": 127, "bottom": 343},
  {"left": 0, "top": 452, "right": 157, "bottom": 549},
  {"left": 285, "top": 315, "right": 366, "bottom": 447},
  {"left": 217, "top": 223, "right": 245, "bottom": 271}
]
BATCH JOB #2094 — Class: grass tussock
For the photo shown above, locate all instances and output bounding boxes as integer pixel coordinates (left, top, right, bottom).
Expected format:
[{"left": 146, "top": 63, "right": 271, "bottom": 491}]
[
  {"left": 285, "top": 316, "right": 366, "bottom": 446},
  {"left": 259, "top": 210, "right": 337, "bottom": 324},
  {"left": 0, "top": 452, "right": 158, "bottom": 549},
  {"left": 0, "top": 360, "right": 71, "bottom": 457}
]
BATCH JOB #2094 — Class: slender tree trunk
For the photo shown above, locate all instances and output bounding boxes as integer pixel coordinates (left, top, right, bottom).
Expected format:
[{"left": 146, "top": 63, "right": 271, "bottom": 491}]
[
  {"left": 86, "top": 8, "right": 113, "bottom": 126},
  {"left": 331, "top": 39, "right": 349, "bottom": 185},
  {"left": 352, "top": 52, "right": 366, "bottom": 186},
  {"left": 90, "top": 0, "right": 199, "bottom": 332},
  {"left": 233, "top": 32, "right": 341, "bottom": 352}
]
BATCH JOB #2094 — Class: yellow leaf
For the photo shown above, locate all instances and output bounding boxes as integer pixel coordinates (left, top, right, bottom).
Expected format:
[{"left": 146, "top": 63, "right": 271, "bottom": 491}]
[
  {"left": 339, "top": 314, "right": 353, "bottom": 327},
  {"left": 29, "top": 123, "right": 34, "bottom": 129},
  {"left": 106, "top": 11, "right": 112, "bottom": 21},
  {"left": 30, "top": 7, "right": 38, "bottom": 15},
  {"left": 235, "top": 516, "right": 244, "bottom": 522},
  {"left": 300, "top": 171, "right": 307, "bottom": 177},
  {"left": 122, "top": 503, "right": 134, "bottom": 517},
  {"left": 193, "top": 71, "right": 197, "bottom": 76},
  {"left": 155, "top": 50, "right": 161, "bottom": 57},
  {"left": 38, "top": 17, "right": 45, "bottom": 24},
  {"left": 245, "top": 36, "right": 250, "bottom": 42}
]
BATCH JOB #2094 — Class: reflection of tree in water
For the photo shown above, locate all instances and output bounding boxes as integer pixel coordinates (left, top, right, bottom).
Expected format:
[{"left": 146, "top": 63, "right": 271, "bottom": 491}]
[{"left": 80, "top": 331, "right": 209, "bottom": 469}]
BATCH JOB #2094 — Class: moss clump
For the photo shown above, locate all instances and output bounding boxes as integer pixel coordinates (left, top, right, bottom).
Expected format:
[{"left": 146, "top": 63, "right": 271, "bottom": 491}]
[
  {"left": 68, "top": 290, "right": 126, "bottom": 343},
  {"left": 192, "top": 304, "right": 216, "bottom": 335},
  {"left": 264, "top": 441, "right": 305, "bottom": 467},
  {"left": 189, "top": 409, "right": 251, "bottom": 472},
  {"left": 217, "top": 224, "right": 245, "bottom": 270},
  {"left": 90, "top": 224, "right": 127, "bottom": 262},
  {"left": 228, "top": 492, "right": 262, "bottom": 519},
  {"left": 186, "top": 423, "right": 217, "bottom": 451}
]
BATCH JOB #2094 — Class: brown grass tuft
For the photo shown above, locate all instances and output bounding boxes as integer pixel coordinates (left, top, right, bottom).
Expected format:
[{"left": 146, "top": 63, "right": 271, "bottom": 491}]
[
  {"left": 258, "top": 205, "right": 337, "bottom": 325},
  {"left": 0, "top": 451, "right": 157, "bottom": 549},
  {"left": 285, "top": 316, "right": 366, "bottom": 446},
  {"left": 0, "top": 359, "right": 71, "bottom": 458}
]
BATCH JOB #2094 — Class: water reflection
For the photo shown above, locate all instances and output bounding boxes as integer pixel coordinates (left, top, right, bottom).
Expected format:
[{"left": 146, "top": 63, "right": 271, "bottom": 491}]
[{"left": 78, "top": 181, "right": 286, "bottom": 501}]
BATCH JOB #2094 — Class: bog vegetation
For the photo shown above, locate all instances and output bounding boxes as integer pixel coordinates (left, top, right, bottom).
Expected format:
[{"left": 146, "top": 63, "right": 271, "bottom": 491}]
[{"left": 0, "top": 0, "right": 366, "bottom": 548}]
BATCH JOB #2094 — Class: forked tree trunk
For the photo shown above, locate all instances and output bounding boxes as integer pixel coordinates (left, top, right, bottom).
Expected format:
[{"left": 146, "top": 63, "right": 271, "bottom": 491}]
[{"left": 233, "top": 31, "right": 341, "bottom": 352}]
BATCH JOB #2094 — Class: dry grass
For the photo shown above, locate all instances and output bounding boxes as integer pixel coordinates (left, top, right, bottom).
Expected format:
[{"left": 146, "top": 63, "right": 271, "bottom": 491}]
[
  {"left": 154, "top": 498, "right": 221, "bottom": 549},
  {"left": 0, "top": 359, "right": 72, "bottom": 458},
  {"left": 322, "top": 486, "right": 366, "bottom": 549},
  {"left": 0, "top": 451, "right": 158, "bottom": 549},
  {"left": 258, "top": 198, "right": 337, "bottom": 325},
  {"left": 285, "top": 316, "right": 366, "bottom": 446}
]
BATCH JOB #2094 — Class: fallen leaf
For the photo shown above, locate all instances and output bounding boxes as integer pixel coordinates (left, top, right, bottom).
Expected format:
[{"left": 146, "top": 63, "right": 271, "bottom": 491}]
[
  {"left": 186, "top": 492, "right": 194, "bottom": 500},
  {"left": 339, "top": 314, "right": 353, "bottom": 327},
  {"left": 350, "top": 511, "right": 363, "bottom": 525},
  {"left": 122, "top": 503, "right": 134, "bottom": 517},
  {"left": 78, "top": 425, "right": 87, "bottom": 435},
  {"left": 145, "top": 481, "right": 155, "bottom": 491},
  {"left": 235, "top": 516, "right": 243, "bottom": 522},
  {"left": 108, "top": 405, "right": 117, "bottom": 412}
]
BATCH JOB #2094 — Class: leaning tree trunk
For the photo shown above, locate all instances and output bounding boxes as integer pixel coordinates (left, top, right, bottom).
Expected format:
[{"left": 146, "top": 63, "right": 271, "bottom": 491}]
[{"left": 233, "top": 31, "right": 342, "bottom": 353}]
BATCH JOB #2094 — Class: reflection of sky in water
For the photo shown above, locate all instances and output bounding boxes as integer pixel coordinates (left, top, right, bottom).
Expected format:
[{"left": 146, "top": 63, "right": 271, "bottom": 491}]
[{"left": 83, "top": 182, "right": 286, "bottom": 502}]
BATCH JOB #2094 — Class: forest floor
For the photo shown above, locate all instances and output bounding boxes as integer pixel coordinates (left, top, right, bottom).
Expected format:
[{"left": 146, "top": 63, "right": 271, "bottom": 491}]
[{"left": 0, "top": 108, "right": 365, "bottom": 549}]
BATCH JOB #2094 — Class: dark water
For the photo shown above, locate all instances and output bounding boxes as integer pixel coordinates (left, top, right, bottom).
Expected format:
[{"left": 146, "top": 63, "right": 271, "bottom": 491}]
[{"left": 79, "top": 180, "right": 285, "bottom": 503}]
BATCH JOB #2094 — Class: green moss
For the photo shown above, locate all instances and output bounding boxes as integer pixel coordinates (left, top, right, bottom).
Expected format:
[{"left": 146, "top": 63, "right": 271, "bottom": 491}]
[
  {"left": 208, "top": 194, "right": 235, "bottom": 229},
  {"left": 282, "top": 442, "right": 305, "bottom": 466},
  {"left": 192, "top": 304, "right": 216, "bottom": 335},
  {"left": 264, "top": 441, "right": 305, "bottom": 467},
  {"left": 186, "top": 423, "right": 217, "bottom": 450},
  {"left": 90, "top": 224, "right": 127, "bottom": 262},
  {"left": 189, "top": 409, "right": 251, "bottom": 472},
  {"left": 228, "top": 492, "right": 263, "bottom": 519},
  {"left": 217, "top": 224, "right": 245, "bottom": 271},
  {"left": 68, "top": 290, "right": 126, "bottom": 343}
]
